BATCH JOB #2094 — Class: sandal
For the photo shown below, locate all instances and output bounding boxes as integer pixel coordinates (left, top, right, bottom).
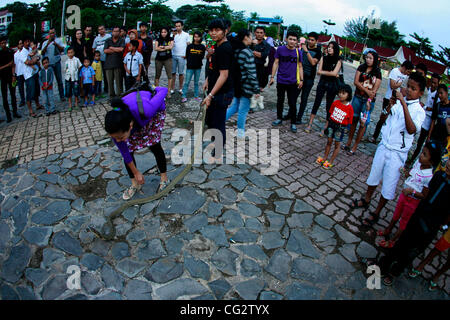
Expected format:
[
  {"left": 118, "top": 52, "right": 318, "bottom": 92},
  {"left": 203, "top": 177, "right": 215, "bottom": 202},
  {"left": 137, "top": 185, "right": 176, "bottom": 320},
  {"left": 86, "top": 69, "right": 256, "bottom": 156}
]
[
  {"left": 322, "top": 161, "right": 334, "bottom": 169},
  {"left": 407, "top": 268, "right": 422, "bottom": 279},
  {"left": 362, "top": 212, "right": 380, "bottom": 227},
  {"left": 123, "top": 185, "right": 141, "bottom": 200},
  {"left": 30, "top": 113, "right": 38, "bottom": 118},
  {"left": 157, "top": 179, "right": 170, "bottom": 193},
  {"left": 348, "top": 150, "right": 356, "bottom": 156},
  {"left": 304, "top": 127, "right": 311, "bottom": 133},
  {"left": 428, "top": 280, "right": 438, "bottom": 291},
  {"left": 342, "top": 145, "right": 350, "bottom": 152},
  {"left": 316, "top": 157, "right": 325, "bottom": 165},
  {"left": 377, "top": 239, "right": 395, "bottom": 248},
  {"left": 383, "top": 275, "right": 394, "bottom": 286},
  {"left": 351, "top": 197, "right": 369, "bottom": 210}
]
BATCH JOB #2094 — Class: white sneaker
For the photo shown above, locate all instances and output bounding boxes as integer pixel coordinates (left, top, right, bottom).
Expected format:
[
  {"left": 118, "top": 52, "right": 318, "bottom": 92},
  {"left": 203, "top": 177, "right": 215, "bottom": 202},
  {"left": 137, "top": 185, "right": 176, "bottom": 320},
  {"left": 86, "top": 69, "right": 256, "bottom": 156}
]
[
  {"left": 258, "top": 95, "right": 265, "bottom": 110},
  {"left": 178, "top": 89, "right": 183, "bottom": 94},
  {"left": 170, "top": 90, "right": 174, "bottom": 94}
]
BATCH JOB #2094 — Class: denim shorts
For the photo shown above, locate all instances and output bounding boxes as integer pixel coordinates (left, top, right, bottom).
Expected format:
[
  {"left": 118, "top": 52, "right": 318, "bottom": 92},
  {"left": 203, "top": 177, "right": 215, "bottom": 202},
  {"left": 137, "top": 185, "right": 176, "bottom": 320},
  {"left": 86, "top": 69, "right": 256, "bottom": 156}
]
[
  {"left": 25, "top": 76, "right": 36, "bottom": 102},
  {"left": 65, "top": 80, "right": 80, "bottom": 98},
  {"left": 172, "top": 55, "right": 186, "bottom": 75},
  {"left": 83, "top": 83, "right": 94, "bottom": 95},
  {"left": 352, "top": 95, "right": 375, "bottom": 126},
  {"left": 324, "top": 121, "right": 346, "bottom": 142}
]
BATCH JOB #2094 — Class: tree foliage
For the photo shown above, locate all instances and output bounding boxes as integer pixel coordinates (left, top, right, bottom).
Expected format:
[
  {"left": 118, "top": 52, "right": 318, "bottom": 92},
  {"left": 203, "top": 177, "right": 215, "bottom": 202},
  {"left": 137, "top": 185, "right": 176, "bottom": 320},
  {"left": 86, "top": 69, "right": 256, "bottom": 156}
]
[
  {"left": 287, "top": 24, "right": 302, "bottom": 37},
  {"left": 433, "top": 46, "right": 450, "bottom": 68},
  {"left": 408, "top": 32, "right": 434, "bottom": 59}
]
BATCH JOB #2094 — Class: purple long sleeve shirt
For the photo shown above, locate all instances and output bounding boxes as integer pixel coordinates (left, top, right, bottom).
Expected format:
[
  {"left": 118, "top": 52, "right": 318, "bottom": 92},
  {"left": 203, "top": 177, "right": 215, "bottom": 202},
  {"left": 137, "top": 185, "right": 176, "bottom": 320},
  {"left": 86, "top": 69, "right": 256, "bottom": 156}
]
[{"left": 113, "top": 87, "right": 167, "bottom": 164}]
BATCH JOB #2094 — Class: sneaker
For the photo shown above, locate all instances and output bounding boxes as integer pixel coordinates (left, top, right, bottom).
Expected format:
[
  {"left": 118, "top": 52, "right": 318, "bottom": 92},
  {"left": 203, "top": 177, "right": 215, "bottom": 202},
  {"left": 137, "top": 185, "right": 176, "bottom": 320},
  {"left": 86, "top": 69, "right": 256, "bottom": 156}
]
[
  {"left": 6, "top": 118, "right": 12, "bottom": 123},
  {"left": 181, "top": 98, "right": 188, "bottom": 103},
  {"left": 90, "top": 101, "right": 95, "bottom": 105},
  {"left": 157, "top": 179, "right": 171, "bottom": 193},
  {"left": 178, "top": 89, "right": 183, "bottom": 94},
  {"left": 170, "top": 90, "right": 174, "bottom": 94},
  {"left": 272, "top": 119, "right": 282, "bottom": 126},
  {"left": 290, "top": 124, "right": 297, "bottom": 133},
  {"left": 84, "top": 102, "right": 88, "bottom": 107}
]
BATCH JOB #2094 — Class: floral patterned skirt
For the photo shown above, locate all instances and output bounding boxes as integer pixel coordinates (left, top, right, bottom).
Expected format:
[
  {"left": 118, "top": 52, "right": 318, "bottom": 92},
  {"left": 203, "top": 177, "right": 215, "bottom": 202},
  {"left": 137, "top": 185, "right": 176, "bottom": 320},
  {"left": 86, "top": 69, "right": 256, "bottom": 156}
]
[{"left": 127, "top": 111, "right": 166, "bottom": 152}]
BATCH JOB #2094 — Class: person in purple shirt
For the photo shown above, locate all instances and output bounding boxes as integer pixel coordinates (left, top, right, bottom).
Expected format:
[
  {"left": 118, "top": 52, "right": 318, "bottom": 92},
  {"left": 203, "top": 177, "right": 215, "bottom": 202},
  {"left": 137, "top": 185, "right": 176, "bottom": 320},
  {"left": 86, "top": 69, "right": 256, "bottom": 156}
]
[
  {"left": 268, "top": 31, "right": 304, "bottom": 133},
  {"left": 105, "top": 86, "right": 169, "bottom": 200}
]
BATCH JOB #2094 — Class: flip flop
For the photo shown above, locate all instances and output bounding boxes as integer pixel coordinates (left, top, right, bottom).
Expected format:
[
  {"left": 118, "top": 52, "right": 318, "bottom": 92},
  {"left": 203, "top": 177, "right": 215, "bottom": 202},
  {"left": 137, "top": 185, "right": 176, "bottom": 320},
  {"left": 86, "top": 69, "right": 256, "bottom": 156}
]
[{"left": 408, "top": 268, "right": 422, "bottom": 279}]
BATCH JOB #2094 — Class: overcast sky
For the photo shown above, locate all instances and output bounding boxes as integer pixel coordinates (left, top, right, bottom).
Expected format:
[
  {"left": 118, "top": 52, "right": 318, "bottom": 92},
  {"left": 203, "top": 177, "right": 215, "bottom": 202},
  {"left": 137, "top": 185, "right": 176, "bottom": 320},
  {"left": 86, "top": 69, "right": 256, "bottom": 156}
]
[{"left": 2, "top": 0, "right": 449, "bottom": 49}]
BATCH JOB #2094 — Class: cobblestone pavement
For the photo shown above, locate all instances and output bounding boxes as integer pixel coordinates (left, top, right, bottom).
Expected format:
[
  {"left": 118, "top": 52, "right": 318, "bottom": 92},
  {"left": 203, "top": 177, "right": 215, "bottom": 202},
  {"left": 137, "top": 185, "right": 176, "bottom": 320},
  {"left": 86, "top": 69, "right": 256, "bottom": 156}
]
[{"left": 0, "top": 57, "right": 448, "bottom": 300}]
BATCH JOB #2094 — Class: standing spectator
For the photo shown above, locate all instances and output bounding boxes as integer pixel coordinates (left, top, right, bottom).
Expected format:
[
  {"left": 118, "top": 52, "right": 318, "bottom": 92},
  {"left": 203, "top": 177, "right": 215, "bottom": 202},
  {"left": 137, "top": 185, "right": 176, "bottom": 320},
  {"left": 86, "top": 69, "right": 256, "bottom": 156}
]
[
  {"left": 181, "top": 31, "right": 206, "bottom": 103},
  {"left": 39, "top": 56, "right": 56, "bottom": 115},
  {"left": 104, "top": 27, "right": 125, "bottom": 98},
  {"left": 123, "top": 29, "right": 143, "bottom": 57},
  {"left": 0, "top": 36, "right": 21, "bottom": 123},
  {"left": 123, "top": 40, "right": 144, "bottom": 91},
  {"left": 269, "top": 31, "right": 304, "bottom": 133},
  {"left": 226, "top": 29, "right": 260, "bottom": 139},
  {"left": 120, "top": 27, "right": 130, "bottom": 44},
  {"left": 251, "top": 26, "right": 271, "bottom": 92},
  {"left": 72, "top": 29, "right": 86, "bottom": 62},
  {"left": 139, "top": 22, "right": 154, "bottom": 84},
  {"left": 305, "top": 41, "right": 342, "bottom": 134},
  {"left": 296, "top": 32, "right": 322, "bottom": 124},
  {"left": 344, "top": 49, "right": 382, "bottom": 155},
  {"left": 41, "top": 28, "right": 65, "bottom": 102},
  {"left": 19, "top": 37, "right": 41, "bottom": 117},
  {"left": 428, "top": 84, "right": 450, "bottom": 144},
  {"left": 91, "top": 51, "right": 103, "bottom": 104},
  {"left": 265, "top": 37, "right": 276, "bottom": 89},
  {"left": 80, "top": 57, "right": 96, "bottom": 106},
  {"left": 83, "top": 26, "right": 94, "bottom": 62},
  {"left": 93, "top": 25, "right": 112, "bottom": 94},
  {"left": 170, "top": 20, "right": 190, "bottom": 95},
  {"left": 154, "top": 27, "right": 173, "bottom": 96},
  {"left": 202, "top": 18, "right": 234, "bottom": 161},
  {"left": 369, "top": 60, "right": 414, "bottom": 143},
  {"left": 64, "top": 47, "right": 82, "bottom": 111},
  {"left": 13, "top": 39, "right": 26, "bottom": 107}
]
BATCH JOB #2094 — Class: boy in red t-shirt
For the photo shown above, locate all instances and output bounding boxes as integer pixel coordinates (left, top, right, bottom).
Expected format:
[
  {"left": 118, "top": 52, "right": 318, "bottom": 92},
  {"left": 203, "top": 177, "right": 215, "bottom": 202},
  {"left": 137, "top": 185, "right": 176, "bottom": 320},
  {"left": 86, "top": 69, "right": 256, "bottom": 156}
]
[{"left": 316, "top": 85, "right": 354, "bottom": 169}]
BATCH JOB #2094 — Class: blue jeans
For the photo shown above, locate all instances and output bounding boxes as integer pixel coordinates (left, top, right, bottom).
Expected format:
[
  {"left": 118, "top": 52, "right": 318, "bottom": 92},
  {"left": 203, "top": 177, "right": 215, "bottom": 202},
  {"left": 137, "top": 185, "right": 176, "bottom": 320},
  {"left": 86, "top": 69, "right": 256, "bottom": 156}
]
[
  {"left": 226, "top": 96, "right": 251, "bottom": 137},
  {"left": 50, "top": 62, "right": 64, "bottom": 99},
  {"left": 18, "top": 75, "right": 26, "bottom": 105},
  {"left": 42, "top": 89, "right": 55, "bottom": 113},
  {"left": 351, "top": 95, "right": 375, "bottom": 127},
  {"left": 182, "top": 69, "right": 201, "bottom": 98}
]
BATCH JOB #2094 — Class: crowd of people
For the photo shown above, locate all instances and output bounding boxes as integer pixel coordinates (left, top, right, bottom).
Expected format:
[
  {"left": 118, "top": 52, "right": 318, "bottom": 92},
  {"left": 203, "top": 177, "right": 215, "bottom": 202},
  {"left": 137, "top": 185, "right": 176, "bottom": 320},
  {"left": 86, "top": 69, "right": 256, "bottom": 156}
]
[{"left": 0, "top": 17, "right": 449, "bottom": 292}]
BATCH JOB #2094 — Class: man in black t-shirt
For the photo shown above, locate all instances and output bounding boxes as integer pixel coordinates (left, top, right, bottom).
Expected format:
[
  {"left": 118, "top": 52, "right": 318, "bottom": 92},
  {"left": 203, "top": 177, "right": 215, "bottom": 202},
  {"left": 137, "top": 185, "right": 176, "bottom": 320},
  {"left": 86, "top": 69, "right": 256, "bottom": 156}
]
[
  {"left": 139, "top": 22, "right": 154, "bottom": 84},
  {"left": 251, "top": 27, "right": 271, "bottom": 91},
  {"left": 296, "top": 32, "right": 322, "bottom": 124},
  {"left": 0, "top": 36, "right": 21, "bottom": 123},
  {"left": 202, "top": 19, "right": 234, "bottom": 161}
]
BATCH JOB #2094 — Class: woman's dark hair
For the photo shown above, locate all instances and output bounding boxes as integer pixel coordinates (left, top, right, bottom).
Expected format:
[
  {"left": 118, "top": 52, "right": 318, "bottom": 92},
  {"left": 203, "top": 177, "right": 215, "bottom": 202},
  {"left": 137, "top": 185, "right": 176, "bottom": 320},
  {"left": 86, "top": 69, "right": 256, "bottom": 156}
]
[
  {"left": 339, "top": 84, "right": 353, "bottom": 102},
  {"left": 193, "top": 31, "right": 202, "bottom": 42},
  {"left": 327, "top": 41, "right": 340, "bottom": 58},
  {"left": 363, "top": 51, "right": 380, "bottom": 76},
  {"left": 438, "top": 83, "right": 448, "bottom": 93},
  {"left": 232, "top": 28, "right": 251, "bottom": 50},
  {"left": 105, "top": 97, "right": 134, "bottom": 134},
  {"left": 208, "top": 18, "right": 226, "bottom": 31},
  {"left": 424, "top": 141, "right": 442, "bottom": 167},
  {"left": 158, "top": 27, "right": 171, "bottom": 42}
]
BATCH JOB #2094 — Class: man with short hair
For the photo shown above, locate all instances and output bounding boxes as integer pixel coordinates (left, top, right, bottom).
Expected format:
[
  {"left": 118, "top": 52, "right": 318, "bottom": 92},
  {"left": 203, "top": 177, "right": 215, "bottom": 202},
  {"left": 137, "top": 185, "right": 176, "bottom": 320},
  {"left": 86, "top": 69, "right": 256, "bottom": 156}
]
[
  {"left": 41, "top": 28, "right": 65, "bottom": 101},
  {"left": 18, "top": 36, "right": 40, "bottom": 117},
  {"left": 93, "top": 25, "right": 112, "bottom": 93},
  {"left": 170, "top": 20, "right": 190, "bottom": 94},
  {"left": 104, "top": 27, "right": 125, "bottom": 97},
  {"left": 13, "top": 39, "right": 26, "bottom": 107},
  {"left": 139, "top": 22, "right": 153, "bottom": 84},
  {"left": 296, "top": 32, "right": 322, "bottom": 124},
  {"left": 83, "top": 26, "right": 94, "bottom": 62},
  {"left": 251, "top": 26, "right": 271, "bottom": 92},
  {"left": 0, "top": 36, "right": 21, "bottom": 123}
]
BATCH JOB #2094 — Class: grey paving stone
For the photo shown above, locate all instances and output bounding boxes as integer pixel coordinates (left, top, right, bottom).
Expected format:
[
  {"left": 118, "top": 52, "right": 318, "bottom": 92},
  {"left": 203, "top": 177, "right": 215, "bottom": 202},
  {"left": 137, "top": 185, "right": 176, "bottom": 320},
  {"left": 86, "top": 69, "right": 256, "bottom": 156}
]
[
  {"left": 184, "top": 213, "right": 208, "bottom": 233},
  {"left": 220, "top": 210, "right": 244, "bottom": 230},
  {"left": 0, "top": 284, "right": 19, "bottom": 300},
  {"left": 140, "top": 201, "right": 158, "bottom": 216},
  {"left": 207, "top": 202, "right": 223, "bottom": 218},
  {"left": 122, "top": 207, "right": 138, "bottom": 223},
  {"left": 157, "top": 187, "right": 206, "bottom": 215},
  {"left": 274, "top": 200, "right": 292, "bottom": 215},
  {"left": 14, "top": 174, "right": 35, "bottom": 192},
  {"left": 81, "top": 253, "right": 105, "bottom": 271},
  {"left": 293, "top": 199, "right": 317, "bottom": 213},
  {"left": 52, "top": 231, "right": 83, "bottom": 257},
  {"left": 286, "top": 229, "right": 321, "bottom": 259},
  {"left": 185, "top": 169, "right": 208, "bottom": 184},
  {"left": 212, "top": 248, "right": 239, "bottom": 276},
  {"left": 315, "top": 214, "right": 335, "bottom": 230},
  {"left": 136, "top": 239, "right": 167, "bottom": 261},
  {"left": 31, "top": 200, "right": 72, "bottom": 226},
  {"left": 43, "top": 184, "right": 77, "bottom": 200},
  {"left": 95, "top": 292, "right": 123, "bottom": 300},
  {"left": 339, "top": 244, "right": 358, "bottom": 263},
  {"left": 126, "top": 229, "right": 146, "bottom": 244},
  {"left": 116, "top": 258, "right": 147, "bottom": 278},
  {"left": 356, "top": 241, "right": 378, "bottom": 259},
  {"left": 46, "top": 154, "right": 60, "bottom": 162},
  {"left": 235, "top": 279, "right": 265, "bottom": 300},
  {"left": 1, "top": 195, "right": 20, "bottom": 214},
  {"left": 266, "top": 211, "right": 285, "bottom": 231},
  {"left": 41, "top": 248, "right": 65, "bottom": 268},
  {"left": 199, "top": 180, "right": 229, "bottom": 190},
  {"left": 91, "top": 239, "right": 111, "bottom": 257},
  {"left": 16, "top": 286, "right": 37, "bottom": 300},
  {"left": 23, "top": 226, "right": 53, "bottom": 246},
  {"left": 65, "top": 294, "right": 89, "bottom": 300},
  {"left": 247, "top": 170, "right": 278, "bottom": 189},
  {"left": 81, "top": 272, "right": 103, "bottom": 295},
  {"left": 25, "top": 268, "right": 51, "bottom": 287},
  {"left": 242, "top": 190, "right": 268, "bottom": 205},
  {"left": 323, "top": 286, "right": 350, "bottom": 300},
  {"left": 1, "top": 243, "right": 32, "bottom": 283},
  {"left": 240, "top": 258, "right": 262, "bottom": 277},
  {"left": 261, "top": 231, "right": 285, "bottom": 250},
  {"left": 101, "top": 263, "right": 124, "bottom": 292},
  {"left": 200, "top": 225, "right": 229, "bottom": 248},
  {"left": 219, "top": 188, "right": 238, "bottom": 204},
  {"left": 61, "top": 159, "right": 76, "bottom": 169},
  {"left": 38, "top": 173, "right": 59, "bottom": 184},
  {"left": 103, "top": 171, "right": 120, "bottom": 179},
  {"left": 42, "top": 275, "right": 68, "bottom": 300},
  {"left": 106, "top": 180, "right": 122, "bottom": 196},
  {"left": 264, "top": 249, "right": 292, "bottom": 281},
  {"left": 343, "top": 271, "right": 368, "bottom": 291},
  {"left": 11, "top": 200, "right": 29, "bottom": 235},
  {"left": 111, "top": 242, "right": 130, "bottom": 260},
  {"left": 245, "top": 217, "right": 264, "bottom": 233},
  {"left": 71, "top": 198, "right": 84, "bottom": 211},
  {"left": 166, "top": 236, "right": 184, "bottom": 255},
  {"left": 275, "top": 188, "right": 295, "bottom": 199},
  {"left": 124, "top": 280, "right": 153, "bottom": 300},
  {"left": 285, "top": 282, "right": 322, "bottom": 300},
  {"left": 237, "top": 202, "right": 262, "bottom": 217},
  {"left": 291, "top": 257, "right": 334, "bottom": 284},
  {"left": 287, "top": 213, "right": 314, "bottom": 229},
  {"left": 156, "top": 278, "right": 209, "bottom": 300},
  {"left": 260, "top": 291, "right": 284, "bottom": 300},
  {"left": 135, "top": 153, "right": 156, "bottom": 173},
  {"left": 236, "top": 245, "right": 268, "bottom": 261},
  {"left": 310, "top": 225, "right": 335, "bottom": 242},
  {"left": 232, "top": 228, "right": 259, "bottom": 243},
  {"left": 70, "top": 168, "right": 86, "bottom": 177},
  {"left": 208, "top": 279, "right": 231, "bottom": 299},
  {"left": 78, "top": 175, "right": 89, "bottom": 184},
  {"left": 192, "top": 293, "right": 216, "bottom": 300},
  {"left": 0, "top": 222, "right": 11, "bottom": 254},
  {"left": 230, "top": 175, "right": 247, "bottom": 192},
  {"left": 89, "top": 167, "right": 103, "bottom": 178},
  {"left": 246, "top": 186, "right": 274, "bottom": 198},
  {"left": 145, "top": 257, "right": 183, "bottom": 283},
  {"left": 142, "top": 217, "right": 161, "bottom": 237},
  {"left": 334, "top": 224, "right": 360, "bottom": 243},
  {"left": 325, "top": 254, "right": 356, "bottom": 274},
  {"left": 184, "top": 255, "right": 211, "bottom": 281},
  {"left": 209, "top": 168, "right": 232, "bottom": 180}
]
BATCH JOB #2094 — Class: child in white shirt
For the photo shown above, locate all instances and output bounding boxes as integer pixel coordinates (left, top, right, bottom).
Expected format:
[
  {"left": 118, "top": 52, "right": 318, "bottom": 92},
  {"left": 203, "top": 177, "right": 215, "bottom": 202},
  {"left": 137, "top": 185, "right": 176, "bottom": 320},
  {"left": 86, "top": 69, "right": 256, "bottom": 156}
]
[{"left": 64, "top": 47, "right": 82, "bottom": 111}]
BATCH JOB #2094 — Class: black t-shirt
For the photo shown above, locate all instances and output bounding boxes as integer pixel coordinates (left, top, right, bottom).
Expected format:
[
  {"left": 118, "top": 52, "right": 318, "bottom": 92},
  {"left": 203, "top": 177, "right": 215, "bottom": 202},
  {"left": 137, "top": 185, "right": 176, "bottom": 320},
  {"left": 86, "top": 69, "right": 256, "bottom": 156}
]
[
  {"left": 186, "top": 43, "right": 206, "bottom": 70},
  {"left": 321, "top": 55, "right": 341, "bottom": 82},
  {"left": 208, "top": 41, "right": 233, "bottom": 96},
  {"left": 0, "top": 48, "right": 14, "bottom": 79},
  {"left": 72, "top": 39, "right": 85, "bottom": 62},
  {"left": 139, "top": 34, "right": 154, "bottom": 64},
  {"left": 354, "top": 64, "right": 382, "bottom": 99},
  {"left": 302, "top": 46, "right": 322, "bottom": 79},
  {"left": 83, "top": 37, "right": 94, "bottom": 61},
  {"left": 431, "top": 102, "right": 450, "bottom": 142},
  {"left": 104, "top": 37, "right": 125, "bottom": 70},
  {"left": 251, "top": 40, "right": 270, "bottom": 65},
  {"left": 155, "top": 37, "right": 173, "bottom": 61}
]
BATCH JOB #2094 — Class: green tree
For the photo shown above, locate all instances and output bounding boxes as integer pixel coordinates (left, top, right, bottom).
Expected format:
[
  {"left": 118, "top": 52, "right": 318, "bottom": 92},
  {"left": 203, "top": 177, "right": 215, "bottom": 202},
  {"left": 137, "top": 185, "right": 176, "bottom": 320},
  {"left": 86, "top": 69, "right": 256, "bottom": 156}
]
[
  {"left": 433, "top": 46, "right": 450, "bottom": 68},
  {"left": 230, "top": 21, "right": 247, "bottom": 33},
  {"left": 287, "top": 24, "right": 302, "bottom": 37},
  {"left": 266, "top": 25, "right": 279, "bottom": 39},
  {"left": 250, "top": 12, "right": 259, "bottom": 19},
  {"left": 408, "top": 32, "right": 434, "bottom": 59},
  {"left": 175, "top": 5, "right": 193, "bottom": 20}
]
